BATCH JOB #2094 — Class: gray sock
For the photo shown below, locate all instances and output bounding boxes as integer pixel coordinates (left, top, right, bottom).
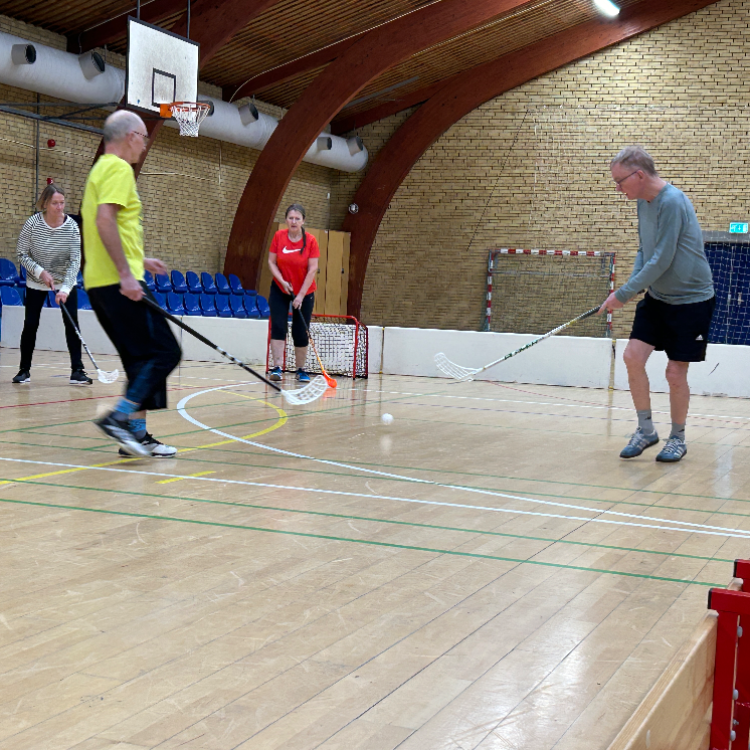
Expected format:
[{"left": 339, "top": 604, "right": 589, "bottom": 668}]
[
  {"left": 670, "top": 423, "right": 686, "bottom": 441},
  {"left": 637, "top": 410, "right": 655, "bottom": 435}
]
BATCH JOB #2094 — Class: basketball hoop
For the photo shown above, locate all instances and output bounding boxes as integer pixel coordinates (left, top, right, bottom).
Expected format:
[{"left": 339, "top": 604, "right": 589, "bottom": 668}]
[{"left": 159, "top": 101, "right": 211, "bottom": 137}]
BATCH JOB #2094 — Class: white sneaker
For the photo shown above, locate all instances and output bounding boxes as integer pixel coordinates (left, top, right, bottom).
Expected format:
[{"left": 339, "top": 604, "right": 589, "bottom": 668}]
[{"left": 119, "top": 433, "right": 177, "bottom": 458}]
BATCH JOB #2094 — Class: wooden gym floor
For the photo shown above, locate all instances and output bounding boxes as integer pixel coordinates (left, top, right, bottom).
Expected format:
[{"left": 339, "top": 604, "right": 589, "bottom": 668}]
[{"left": 0, "top": 350, "right": 746, "bottom": 750}]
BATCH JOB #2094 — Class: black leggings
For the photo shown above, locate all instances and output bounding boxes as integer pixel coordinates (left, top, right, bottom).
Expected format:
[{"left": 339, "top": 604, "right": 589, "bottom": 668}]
[
  {"left": 268, "top": 282, "right": 314, "bottom": 347},
  {"left": 20, "top": 287, "right": 83, "bottom": 371}
]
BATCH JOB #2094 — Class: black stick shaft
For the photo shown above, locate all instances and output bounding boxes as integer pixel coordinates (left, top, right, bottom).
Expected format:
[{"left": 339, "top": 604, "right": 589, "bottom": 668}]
[{"left": 141, "top": 296, "right": 282, "bottom": 392}]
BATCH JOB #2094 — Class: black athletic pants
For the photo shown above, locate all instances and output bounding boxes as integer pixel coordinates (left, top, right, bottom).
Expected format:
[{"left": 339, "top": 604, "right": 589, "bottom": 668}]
[
  {"left": 268, "top": 282, "right": 314, "bottom": 347},
  {"left": 88, "top": 282, "right": 181, "bottom": 411},
  {"left": 20, "top": 287, "right": 83, "bottom": 372}
]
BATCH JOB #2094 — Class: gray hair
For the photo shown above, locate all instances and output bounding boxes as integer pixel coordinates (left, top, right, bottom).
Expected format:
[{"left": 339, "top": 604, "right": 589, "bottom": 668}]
[
  {"left": 103, "top": 110, "right": 145, "bottom": 144},
  {"left": 610, "top": 145, "right": 658, "bottom": 177}
]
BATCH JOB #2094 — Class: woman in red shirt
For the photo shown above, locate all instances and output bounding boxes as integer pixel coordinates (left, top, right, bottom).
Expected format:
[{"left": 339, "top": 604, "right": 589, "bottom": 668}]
[{"left": 267, "top": 203, "right": 320, "bottom": 382}]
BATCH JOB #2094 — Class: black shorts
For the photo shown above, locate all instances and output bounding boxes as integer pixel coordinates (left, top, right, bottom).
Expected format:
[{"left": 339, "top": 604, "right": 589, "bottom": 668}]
[{"left": 630, "top": 293, "right": 715, "bottom": 362}]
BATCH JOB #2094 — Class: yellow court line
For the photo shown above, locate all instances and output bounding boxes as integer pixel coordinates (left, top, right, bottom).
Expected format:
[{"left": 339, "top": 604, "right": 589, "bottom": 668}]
[
  {"left": 157, "top": 470, "right": 215, "bottom": 485},
  {"left": 6, "top": 393, "right": 287, "bottom": 483}
]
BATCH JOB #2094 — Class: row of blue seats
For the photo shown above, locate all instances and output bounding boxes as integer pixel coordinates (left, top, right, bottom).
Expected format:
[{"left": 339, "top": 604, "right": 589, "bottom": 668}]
[
  {"left": 0, "top": 259, "right": 270, "bottom": 319},
  {"left": 1, "top": 260, "right": 259, "bottom": 299},
  {"left": 0, "top": 286, "right": 271, "bottom": 320},
  {"left": 0, "top": 286, "right": 270, "bottom": 319}
]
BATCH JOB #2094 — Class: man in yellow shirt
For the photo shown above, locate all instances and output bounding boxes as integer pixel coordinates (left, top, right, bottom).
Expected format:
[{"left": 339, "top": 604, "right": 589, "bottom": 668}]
[{"left": 83, "top": 110, "right": 181, "bottom": 457}]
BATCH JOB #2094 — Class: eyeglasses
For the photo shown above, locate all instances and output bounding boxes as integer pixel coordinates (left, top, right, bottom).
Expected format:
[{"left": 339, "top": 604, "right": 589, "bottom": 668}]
[
  {"left": 614, "top": 169, "right": 640, "bottom": 187},
  {"left": 131, "top": 131, "right": 149, "bottom": 141}
]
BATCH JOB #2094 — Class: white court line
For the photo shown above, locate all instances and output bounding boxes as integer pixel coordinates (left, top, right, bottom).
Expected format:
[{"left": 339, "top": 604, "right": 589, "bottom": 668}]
[
  {"left": 0, "top": 454, "right": 748, "bottom": 540},
  {"left": 175, "top": 385, "right": 750, "bottom": 539}
]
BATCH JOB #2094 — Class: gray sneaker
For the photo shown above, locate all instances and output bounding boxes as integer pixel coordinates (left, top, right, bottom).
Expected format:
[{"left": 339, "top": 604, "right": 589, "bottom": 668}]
[
  {"left": 620, "top": 427, "right": 659, "bottom": 459},
  {"left": 656, "top": 436, "right": 687, "bottom": 463}
]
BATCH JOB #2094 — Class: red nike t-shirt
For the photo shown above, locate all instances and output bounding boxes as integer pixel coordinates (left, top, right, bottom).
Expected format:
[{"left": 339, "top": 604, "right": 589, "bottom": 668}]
[{"left": 269, "top": 229, "right": 320, "bottom": 296}]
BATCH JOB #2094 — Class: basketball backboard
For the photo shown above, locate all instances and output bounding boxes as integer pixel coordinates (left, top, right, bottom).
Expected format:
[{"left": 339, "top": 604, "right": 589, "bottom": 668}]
[{"left": 126, "top": 17, "right": 199, "bottom": 113}]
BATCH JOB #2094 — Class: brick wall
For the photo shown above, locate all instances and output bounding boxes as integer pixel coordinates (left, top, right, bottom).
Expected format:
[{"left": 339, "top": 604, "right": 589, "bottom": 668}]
[
  {"left": 0, "top": 15, "right": 334, "bottom": 280},
  {"left": 356, "top": 0, "right": 750, "bottom": 338}
]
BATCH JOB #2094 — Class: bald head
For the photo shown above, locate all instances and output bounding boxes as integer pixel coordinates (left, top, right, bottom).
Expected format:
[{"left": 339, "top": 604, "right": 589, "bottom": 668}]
[{"left": 103, "top": 110, "right": 146, "bottom": 144}]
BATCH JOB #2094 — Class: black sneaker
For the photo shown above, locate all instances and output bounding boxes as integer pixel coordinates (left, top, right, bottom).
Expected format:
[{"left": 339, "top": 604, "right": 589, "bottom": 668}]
[
  {"left": 119, "top": 433, "right": 177, "bottom": 458},
  {"left": 70, "top": 369, "right": 93, "bottom": 385},
  {"left": 12, "top": 369, "right": 30, "bottom": 384},
  {"left": 268, "top": 366, "right": 283, "bottom": 382},
  {"left": 95, "top": 411, "right": 150, "bottom": 457}
]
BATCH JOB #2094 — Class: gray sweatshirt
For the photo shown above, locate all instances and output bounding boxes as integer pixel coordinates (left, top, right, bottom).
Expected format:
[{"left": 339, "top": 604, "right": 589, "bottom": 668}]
[{"left": 614, "top": 183, "right": 714, "bottom": 305}]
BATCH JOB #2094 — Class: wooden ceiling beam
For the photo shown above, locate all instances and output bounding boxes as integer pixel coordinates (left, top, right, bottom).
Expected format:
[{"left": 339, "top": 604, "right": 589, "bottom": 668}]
[
  {"left": 223, "top": 0, "right": 536, "bottom": 289},
  {"left": 68, "top": 0, "right": 187, "bottom": 53},
  {"left": 331, "top": 80, "right": 447, "bottom": 135},
  {"left": 225, "top": 32, "right": 365, "bottom": 102},
  {"left": 341, "top": 0, "right": 724, "bottom": 318}
]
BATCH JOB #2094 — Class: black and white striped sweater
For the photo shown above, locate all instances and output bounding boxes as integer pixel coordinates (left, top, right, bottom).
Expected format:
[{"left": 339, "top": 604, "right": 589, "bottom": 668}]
[{"left": 16, "top": 213, "right": 81, "bottom": 294}]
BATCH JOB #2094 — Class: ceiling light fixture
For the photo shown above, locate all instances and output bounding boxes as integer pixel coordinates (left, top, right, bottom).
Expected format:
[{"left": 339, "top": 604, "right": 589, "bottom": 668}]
[{"left": 594, "top": 0, "right": 620, "bottom": 17}]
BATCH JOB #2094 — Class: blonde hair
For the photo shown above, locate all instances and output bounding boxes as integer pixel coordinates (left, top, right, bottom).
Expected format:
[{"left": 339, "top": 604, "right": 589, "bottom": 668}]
[
  {"left": 36, "top": 184, "right": 65, "bottom": 212},
  {"left": 610, "top": 145, "right": 658, "bottom": 177}
]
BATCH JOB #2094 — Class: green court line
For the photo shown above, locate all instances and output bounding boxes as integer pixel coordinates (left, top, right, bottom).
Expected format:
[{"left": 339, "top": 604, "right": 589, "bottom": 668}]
[
  {"left": 4, "top": 433, "right": 750, "bottom": 524},
  {"left": 0, "top": 494, "right": 725, "bottom": 588},
  {"left": 4, "top": 387, "right": 750, "bottom": 512},
  {"left": 0, "top": 477, "right": 735, "bottom": 565}
]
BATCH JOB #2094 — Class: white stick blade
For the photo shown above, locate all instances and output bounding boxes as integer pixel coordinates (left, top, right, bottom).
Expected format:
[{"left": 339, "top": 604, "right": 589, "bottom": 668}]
[
  {"left": 281, "top": 375, "right": 328, "bottom": 405},
  {"left": 97, "top": 369, "right": 119, "bottom": 384},
  {"left": 434, "top": 353, "right": 479, "bottom": 382}
]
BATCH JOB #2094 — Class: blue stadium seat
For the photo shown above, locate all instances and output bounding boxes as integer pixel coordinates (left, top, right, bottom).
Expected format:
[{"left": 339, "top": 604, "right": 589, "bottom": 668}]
[
  {"left": 244, "top": 295, "right": 261, "bottom": 319},
  {"left": 200, "top": 294, "right": 217, "bottom": 316},
  {"left": 155, "top": 273, "right": 172, "bottom": 293},
  {"left": 0, "top": 259, "right": 18, "bottom": 286},
  {"left": 144, "top": 270, "right": 156, "bottom": 291},
  {"left": 186, "top": 271, "right": 202, "bottom": 294},
  {"left": 230, "top": 294, "right": 248, "bottom": 318},
  {"left": 167, "top": 292, "right": 185, "bottom": 315},
  {"left": 228, "top": 274, "right": 244, "bottom": 294},
  {"left": 153, "top": 291, "right": 167, "bottom": 309},
  {"left": 201, "top": 272, "right": 217, "bottom": 294},
  {"left": 184, "top": 293, "right": 201, "bottom": 316},
  {"left": 171, "top": 270, "right": 187, "bottom": 294},
  {"left": 0, "top": 287, "right": 23, "bottom": 306},
  {"left": 78, "top": 288, "right": 92, "bottom": 310},
  {"left": 47, "top": 290, "right": 59, "bottom": 308},
  {"left": 17, "top": 266, "right": 26, "bottom": 287},
  {"left": 256, "top": 294, "right": 270, "bottom": 318},
  {"left": 215, "top": 294, "right": 232, "bottom": 318},
  {"left": 76, "top": 270, "right": 84, "bottom": 288},
  {"left": 215, "top": 273, "right": 231, "bottom": 295}
]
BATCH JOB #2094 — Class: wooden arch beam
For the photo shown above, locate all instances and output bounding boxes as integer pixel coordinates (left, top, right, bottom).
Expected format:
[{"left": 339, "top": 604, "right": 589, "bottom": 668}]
[
  {"left": 223, "top": 0, "right": 534, "bottom": 287},
  {"left": 341, "top": 0, "right": 723, "bottom": 318}
]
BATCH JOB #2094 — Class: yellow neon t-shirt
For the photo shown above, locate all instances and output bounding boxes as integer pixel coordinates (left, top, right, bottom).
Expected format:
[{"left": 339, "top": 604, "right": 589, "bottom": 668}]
[{"left": 82, "top": 154, "right": 145, "bottom": 289}]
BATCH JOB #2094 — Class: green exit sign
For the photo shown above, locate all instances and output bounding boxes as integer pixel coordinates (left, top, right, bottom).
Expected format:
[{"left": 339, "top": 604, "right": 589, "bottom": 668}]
[{"left": 730, "top": 222, "right": 749, "bottom": 234}]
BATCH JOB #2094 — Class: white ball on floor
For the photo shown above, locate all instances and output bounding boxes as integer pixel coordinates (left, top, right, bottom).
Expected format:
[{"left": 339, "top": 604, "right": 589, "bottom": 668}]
[{"left": 381, "top": 413, "right": 393, "bottom": 425}]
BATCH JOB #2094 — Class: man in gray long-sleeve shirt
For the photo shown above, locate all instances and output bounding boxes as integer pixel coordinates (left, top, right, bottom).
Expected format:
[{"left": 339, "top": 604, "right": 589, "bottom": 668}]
[{"left": 599, "top": 146, "right": 715, "bottom": 463}]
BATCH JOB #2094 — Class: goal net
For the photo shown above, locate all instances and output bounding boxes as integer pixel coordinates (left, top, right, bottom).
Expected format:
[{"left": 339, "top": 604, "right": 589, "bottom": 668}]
[
  {"left": 704, "top": 237, "right": 750, "bottom": 345},
  {"left": 267, "top": 314, "right": 368, "bottom": 379},
  {"left": 484, "top": 249, "right": 615, "bottom": 337}
]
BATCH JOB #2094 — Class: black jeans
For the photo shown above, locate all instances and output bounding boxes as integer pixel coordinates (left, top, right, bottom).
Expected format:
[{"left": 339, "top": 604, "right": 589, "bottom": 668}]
[
  {"left": 20, "top": 287, "right": 83, "bottom": 371},
  {"left": 268, "top": 282, "right": 314, "bottom": 347}
]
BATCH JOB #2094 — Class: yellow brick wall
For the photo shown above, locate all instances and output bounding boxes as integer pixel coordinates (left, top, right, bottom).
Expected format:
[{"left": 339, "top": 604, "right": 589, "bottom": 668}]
[
  {"left": 0, "top": 15, "right": 334, "bottom": 283},
  {"left": 357, "top": 0, "right": 750, "bottom": 337}
]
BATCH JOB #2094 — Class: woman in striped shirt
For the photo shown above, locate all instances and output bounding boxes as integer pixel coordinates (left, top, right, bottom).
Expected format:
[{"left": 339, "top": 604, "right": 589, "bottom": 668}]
[{"left": 13, "top": 184, "right": 91, "bottom": 385}]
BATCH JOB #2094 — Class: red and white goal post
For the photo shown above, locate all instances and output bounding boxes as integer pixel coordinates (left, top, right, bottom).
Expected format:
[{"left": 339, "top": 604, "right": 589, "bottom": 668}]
[
  {"left": 266, "top": 314, "right": 368, "bottom": 379},
  {"left": 483, "top": 248, "right": 616, "bottom": 337}
]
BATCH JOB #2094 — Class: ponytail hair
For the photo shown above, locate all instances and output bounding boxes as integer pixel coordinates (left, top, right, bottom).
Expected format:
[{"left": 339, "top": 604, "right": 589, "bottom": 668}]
[{"left": 285, "top": 203, "right": 307, "bottom": 254}]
